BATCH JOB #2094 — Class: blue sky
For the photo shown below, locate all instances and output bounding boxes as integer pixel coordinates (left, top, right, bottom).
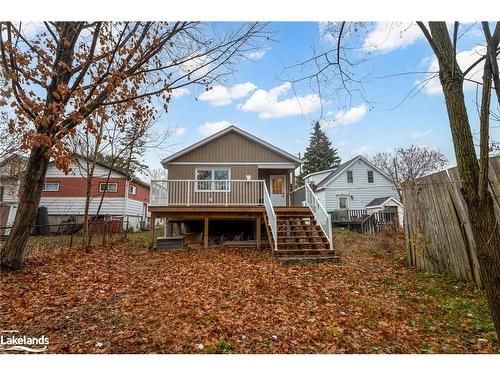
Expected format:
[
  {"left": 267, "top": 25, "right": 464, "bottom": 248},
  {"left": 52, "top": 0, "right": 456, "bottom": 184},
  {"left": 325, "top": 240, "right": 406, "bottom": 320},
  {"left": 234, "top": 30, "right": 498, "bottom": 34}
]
[{"left": 145, "top": 22, "right": 499, "bottom": 171}]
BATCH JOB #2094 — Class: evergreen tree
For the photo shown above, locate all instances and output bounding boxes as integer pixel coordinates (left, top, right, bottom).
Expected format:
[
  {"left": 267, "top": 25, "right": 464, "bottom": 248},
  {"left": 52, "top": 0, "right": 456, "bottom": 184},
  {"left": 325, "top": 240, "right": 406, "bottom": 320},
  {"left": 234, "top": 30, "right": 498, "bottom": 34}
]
[{"left": 297, "top": 121, "right": 341, "bottom": 186}]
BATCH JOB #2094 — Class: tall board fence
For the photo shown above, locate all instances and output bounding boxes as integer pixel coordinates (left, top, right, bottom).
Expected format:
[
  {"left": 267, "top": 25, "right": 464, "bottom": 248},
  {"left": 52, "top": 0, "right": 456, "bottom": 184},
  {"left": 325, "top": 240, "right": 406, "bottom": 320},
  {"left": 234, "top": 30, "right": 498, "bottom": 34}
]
[{"left": 401, "top": 156, "right": 500, "bottom": 287}]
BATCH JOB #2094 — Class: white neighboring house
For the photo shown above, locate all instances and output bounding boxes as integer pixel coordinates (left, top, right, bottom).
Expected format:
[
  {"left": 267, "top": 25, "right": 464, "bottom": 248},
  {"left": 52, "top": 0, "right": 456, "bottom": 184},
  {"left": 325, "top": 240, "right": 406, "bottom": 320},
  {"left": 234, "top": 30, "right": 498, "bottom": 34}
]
[
  {"left": 303, "top": 155, "right": 404, "bottom": 226},
  {"left": 0, "top": 153, "right": 27, "bottom": 235}
]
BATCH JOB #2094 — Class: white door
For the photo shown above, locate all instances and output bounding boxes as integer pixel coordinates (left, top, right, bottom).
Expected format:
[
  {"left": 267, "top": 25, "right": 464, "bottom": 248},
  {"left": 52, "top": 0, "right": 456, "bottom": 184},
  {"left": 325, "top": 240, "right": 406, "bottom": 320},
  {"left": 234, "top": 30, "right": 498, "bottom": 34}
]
[{"left": 270, "top": 175, "right": 286, "bottom": 206}]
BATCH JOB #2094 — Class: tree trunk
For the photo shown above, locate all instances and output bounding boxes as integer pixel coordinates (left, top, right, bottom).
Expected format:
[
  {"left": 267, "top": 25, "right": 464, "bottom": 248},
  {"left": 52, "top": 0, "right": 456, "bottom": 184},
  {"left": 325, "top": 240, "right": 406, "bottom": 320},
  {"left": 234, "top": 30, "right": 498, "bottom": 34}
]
[
  {"left": 1, "top": 146, "right": 50, "bottom": 270},
  {"left": 81, "top": 177, "right": 93, "bottom": 249},
  {"left": 428, "top": 22, "right": 500, "bottom": 336}
]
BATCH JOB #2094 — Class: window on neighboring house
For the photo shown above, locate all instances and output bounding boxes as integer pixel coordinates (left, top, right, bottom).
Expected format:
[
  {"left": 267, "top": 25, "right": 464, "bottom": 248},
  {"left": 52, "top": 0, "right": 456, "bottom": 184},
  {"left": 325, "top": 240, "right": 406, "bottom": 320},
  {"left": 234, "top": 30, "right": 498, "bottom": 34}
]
[
  {"left": 0, "top": 186, "right": 4, "bottom": 201},
  {"left": 347, "top": 171, "right": 353, "bottom": 183},
  {"left": 129, "top": 185, "right": 137, "bottom": 195},
  {"left": 195, "top": 168, "right": 230, "bottom": 191},
  {"left": 99, "top": 182, "right": 118, "bottom": 193},
  {"left": 43, "top": 182, "right": 60, "bottom": 192},
  {"left": 367, "top": 170, "right": 374, "bottom": 183}
]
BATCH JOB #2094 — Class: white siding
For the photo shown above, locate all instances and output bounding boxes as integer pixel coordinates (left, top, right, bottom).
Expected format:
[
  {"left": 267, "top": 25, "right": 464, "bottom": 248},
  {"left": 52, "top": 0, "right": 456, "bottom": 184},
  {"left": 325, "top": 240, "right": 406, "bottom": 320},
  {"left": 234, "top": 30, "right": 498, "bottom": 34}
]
[
  {"left": 39, "top": 197, "right": 126, "bottom": 216},
  {"left": 320, "top": 158, "right": 399, "bottom": 211},
  {"left": 127, "top": 199, "right": 150, "bottom": 218},
  {"left": 46, "top": 159, "right": 123, "bottom": 178}
]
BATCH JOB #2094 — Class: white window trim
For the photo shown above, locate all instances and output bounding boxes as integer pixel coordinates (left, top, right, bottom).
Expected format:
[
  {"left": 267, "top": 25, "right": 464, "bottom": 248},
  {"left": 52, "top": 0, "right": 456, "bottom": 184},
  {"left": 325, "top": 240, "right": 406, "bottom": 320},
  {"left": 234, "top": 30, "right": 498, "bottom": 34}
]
[
  {"left": 347, "top": 170, "right": 354, "bottom": 184},
  {"left": 367, "top": 170, "right": 374, "bottom": 183},
  {"left": 129, "top": 185, "right": 137, "bottom": 195},
  {"left": 194, "top": 167, "right": 231, "bottom": 192},
  {"left": 43, "top": 182, "right": 60, "bottom": 192},
  {"left": 99, "top": 182, "right": 118, "bottom": 193},
  {"left": 337, "top": 195, "right": 350, "bottom": 210}
]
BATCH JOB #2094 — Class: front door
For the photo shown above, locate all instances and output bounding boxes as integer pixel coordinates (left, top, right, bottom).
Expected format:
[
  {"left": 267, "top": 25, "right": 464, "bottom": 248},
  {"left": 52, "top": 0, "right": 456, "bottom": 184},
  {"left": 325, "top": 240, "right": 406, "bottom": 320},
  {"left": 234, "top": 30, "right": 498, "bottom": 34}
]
[{"left": 270, "top": 175, "right": 286, "bottom": 206}]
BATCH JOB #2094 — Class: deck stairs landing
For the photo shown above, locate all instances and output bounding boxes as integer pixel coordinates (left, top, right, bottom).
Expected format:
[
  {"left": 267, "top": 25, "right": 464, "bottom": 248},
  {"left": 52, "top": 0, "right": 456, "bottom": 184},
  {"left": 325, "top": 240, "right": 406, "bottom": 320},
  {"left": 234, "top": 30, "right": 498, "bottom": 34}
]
[{"left": 271, "top": 207, "right": 336, "bottom": 262}]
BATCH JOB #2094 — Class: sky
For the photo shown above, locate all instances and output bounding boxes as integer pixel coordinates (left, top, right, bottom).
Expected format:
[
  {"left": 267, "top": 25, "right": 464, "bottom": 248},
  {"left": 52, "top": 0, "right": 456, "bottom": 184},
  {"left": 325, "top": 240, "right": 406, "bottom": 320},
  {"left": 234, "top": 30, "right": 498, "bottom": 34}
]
[{"left": 6, "top": 21, "right": 495, "bottom": 172}]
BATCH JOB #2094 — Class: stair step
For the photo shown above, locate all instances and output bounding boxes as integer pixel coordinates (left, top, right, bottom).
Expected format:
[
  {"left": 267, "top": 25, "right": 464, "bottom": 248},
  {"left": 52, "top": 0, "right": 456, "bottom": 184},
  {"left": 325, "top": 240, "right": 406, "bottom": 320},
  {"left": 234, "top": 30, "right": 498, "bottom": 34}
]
[{"left": 276, "top": 255, "right": 339, "bottom": 263}]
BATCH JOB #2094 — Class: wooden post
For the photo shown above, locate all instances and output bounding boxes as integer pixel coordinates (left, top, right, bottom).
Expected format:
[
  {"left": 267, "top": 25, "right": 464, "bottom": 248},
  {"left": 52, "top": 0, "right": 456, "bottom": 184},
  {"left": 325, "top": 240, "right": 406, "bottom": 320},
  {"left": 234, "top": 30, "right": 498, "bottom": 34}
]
[
  {"left": 203, "top": 217, "right": 209, "bottom": 248},
  {"left": 150, "top": 213, "right": 156, "bottom": 249},
  {"left": 256, "top": 216, "right": 261, "bottom": 250},
  {"left": 291, "top": 169, "right": 296, "bottom": 191}
]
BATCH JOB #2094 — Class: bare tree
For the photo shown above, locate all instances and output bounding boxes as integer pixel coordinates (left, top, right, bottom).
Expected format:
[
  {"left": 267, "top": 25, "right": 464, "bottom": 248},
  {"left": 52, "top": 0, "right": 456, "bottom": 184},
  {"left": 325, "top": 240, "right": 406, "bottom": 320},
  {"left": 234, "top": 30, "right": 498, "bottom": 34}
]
[
  {"left": 0, "top": 21, "right": 270, "bottom": 269},
  {"left": 372, "top": 145, "right": 448, "bottom": 200}
]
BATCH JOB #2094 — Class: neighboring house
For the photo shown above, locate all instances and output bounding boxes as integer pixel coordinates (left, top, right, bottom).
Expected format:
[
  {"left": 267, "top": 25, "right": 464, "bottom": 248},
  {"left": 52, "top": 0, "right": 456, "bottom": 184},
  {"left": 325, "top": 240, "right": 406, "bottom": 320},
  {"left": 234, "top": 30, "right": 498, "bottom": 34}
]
[
  {"left": 303, "top": 155, "right": 404, "bottom": 227},
  {"left": 150, "top": 125, "right": 335, "bottom": 260},
  {"left": 39, "top": 156, "right": 150, "bottom": 232},
  {"left": 0, "top": 153, "right": 27, "bottom": 235}
]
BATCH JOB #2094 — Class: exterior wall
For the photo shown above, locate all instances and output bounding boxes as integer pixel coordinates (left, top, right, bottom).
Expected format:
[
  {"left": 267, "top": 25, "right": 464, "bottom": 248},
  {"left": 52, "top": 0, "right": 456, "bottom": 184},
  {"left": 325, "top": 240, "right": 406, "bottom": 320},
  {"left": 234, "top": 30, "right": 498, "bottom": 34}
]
[
  {"left": 0, "top": 155, "right": 25, "bottom": 203},
  {"left": 171, "top": 131, "right": 293, "bottom": 163},
  {"left": 167, "top": 164, "right": 258, "bottom": 180},
  {"left": 320, "top": 159, "right": 399, "bottom": 211},
  {"left": 40, "top": 160, "right": 150, "bottom": 229},
  {"left": 258, "top": 169, "right": 292, "bottom": 206}
]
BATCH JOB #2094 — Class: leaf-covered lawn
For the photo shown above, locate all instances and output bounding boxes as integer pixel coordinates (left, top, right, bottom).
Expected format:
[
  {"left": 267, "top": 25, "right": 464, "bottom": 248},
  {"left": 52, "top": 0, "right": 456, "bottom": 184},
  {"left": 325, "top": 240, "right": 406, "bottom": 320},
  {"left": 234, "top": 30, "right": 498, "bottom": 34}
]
[{"left": 1, "top": 230, "right": 498, "bottom": 353}]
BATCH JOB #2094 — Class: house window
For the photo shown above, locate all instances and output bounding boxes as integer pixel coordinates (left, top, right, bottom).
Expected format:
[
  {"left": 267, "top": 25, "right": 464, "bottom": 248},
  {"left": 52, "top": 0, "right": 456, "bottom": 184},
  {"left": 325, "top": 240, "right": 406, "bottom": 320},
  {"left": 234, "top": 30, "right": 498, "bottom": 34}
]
[
  {"left": 195, "top": 168, "right": 230, "bottom": 191},
  {"left": 99, "top": 182, "right": 118, "bottom": 193},
  {"left": 367, "top": 170, "right": 374, "bottom": 183},
  {"left": 338, "top": 196, "right": 348, "bottom": 210},
  {"left": 347, "top": 171, "right": 353, "bottom": 183},
  {"left": 129, "top": 185, "right": 137, "bottom": 195},
  {"left": 43, "top": 182, "right": 60, "bottom": 192}
]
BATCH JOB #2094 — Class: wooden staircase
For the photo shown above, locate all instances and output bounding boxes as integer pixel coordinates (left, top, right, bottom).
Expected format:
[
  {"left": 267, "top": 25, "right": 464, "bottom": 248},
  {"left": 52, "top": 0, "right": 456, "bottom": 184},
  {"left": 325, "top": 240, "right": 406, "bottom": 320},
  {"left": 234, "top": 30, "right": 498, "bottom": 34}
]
[{"left": 271, "top": 207, "right": 336, "bottom": 262}]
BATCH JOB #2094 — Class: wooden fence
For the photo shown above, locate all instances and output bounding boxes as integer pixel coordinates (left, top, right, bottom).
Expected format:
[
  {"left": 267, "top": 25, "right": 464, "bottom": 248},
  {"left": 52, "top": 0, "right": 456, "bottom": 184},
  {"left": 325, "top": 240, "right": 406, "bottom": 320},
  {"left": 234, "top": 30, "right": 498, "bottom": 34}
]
[{"left": 401, "top": 156, "right": 500, "bottom": 287}]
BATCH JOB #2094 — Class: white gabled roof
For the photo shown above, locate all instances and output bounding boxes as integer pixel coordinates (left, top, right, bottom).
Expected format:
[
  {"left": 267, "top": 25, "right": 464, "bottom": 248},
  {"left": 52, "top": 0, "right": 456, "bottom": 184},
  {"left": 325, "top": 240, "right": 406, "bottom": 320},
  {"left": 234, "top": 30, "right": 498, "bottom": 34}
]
[
  {"left": 303, "top": 168, "right": 337, "bottom": 180},
  {"left": 161, "top": 125, "right": 302, "bottom": 166}
]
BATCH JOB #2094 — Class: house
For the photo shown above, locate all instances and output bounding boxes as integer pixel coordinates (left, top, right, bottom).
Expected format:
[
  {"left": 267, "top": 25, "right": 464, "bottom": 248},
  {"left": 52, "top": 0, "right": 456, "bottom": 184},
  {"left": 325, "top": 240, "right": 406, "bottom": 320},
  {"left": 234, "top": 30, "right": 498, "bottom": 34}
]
[
  {"left": 302, "top": 155, "right": 403, "bottom": 229},
  {"left": 39, "top": 156, "right": 150, "bottom": 232},
  {"left": 0, "top": 153, "right": 27, "bottom": 235},
  {"left": 150, "top": 125, "right": 335, "bottom": 260}
]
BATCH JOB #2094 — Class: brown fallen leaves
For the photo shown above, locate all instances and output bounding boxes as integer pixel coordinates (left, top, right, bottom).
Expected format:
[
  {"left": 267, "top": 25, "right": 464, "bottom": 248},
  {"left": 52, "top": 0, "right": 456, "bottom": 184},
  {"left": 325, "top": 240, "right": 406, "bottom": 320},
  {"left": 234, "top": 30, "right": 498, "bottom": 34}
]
[{"left": 1, "top": 230, "right": 498, "bottom": 354}]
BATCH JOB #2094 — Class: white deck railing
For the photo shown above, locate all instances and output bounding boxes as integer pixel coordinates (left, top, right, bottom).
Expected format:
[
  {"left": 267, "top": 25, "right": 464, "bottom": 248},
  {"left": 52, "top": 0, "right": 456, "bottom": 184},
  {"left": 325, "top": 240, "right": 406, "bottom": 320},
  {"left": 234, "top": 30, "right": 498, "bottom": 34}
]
[
  {"left": 305, "top": 183, "right": 333, "bottom": 250},
  {"left": 150, "top": 179, "right": 265, "bottom": 206},
  {"left": 263, "top": 185, "right": 278, "bottom": 251}
]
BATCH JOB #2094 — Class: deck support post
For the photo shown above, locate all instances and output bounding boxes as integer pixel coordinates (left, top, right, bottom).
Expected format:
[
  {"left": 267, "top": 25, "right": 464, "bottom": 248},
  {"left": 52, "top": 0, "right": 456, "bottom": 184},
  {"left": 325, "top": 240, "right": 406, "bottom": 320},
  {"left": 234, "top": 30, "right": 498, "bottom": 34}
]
[
  {"left": 203, "top": 217, "right": 209, "bottom": 248},
  {"left": 150, "top": 213, "right": 157, "bottom": 249},
  {"left": 256, "top": 216, "right": 261, "bottom": 250}
]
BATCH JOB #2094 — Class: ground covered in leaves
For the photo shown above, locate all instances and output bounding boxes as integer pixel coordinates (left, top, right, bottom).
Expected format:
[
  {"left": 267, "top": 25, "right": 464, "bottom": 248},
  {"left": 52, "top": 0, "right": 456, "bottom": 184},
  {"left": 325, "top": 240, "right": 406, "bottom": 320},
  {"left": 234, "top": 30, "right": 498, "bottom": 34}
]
[{"left": 1, "top": 229, "right": 498, "bottom": 353}]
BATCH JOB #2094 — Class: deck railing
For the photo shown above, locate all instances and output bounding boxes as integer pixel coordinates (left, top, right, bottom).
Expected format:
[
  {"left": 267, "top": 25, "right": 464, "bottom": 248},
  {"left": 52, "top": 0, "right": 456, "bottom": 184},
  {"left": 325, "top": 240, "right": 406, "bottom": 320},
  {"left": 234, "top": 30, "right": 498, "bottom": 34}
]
[
  {"left": 150, "top": 179, "right": 265, "bottom": 206},
  {"left": 305, "top": 183, "right": 333, "bottom": 250},
  {"left": 263, "top": 185, "right": 278, "bottom": 251},
  {"left": 331, "top": 209, "right": 369, "bottom": 222}
]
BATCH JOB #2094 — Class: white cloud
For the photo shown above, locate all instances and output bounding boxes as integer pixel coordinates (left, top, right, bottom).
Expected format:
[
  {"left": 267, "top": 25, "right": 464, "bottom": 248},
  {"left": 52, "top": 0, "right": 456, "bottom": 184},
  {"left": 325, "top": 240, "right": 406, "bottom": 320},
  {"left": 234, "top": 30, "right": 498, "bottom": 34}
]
[
  {"left": 245, "top": 48, "right": 269, "bottom": 60},
  {"left": 421, "top": 46, "right": 487, "bottom": 94},
  {"left": 238, "top": 82, "right": 321, "bottom": 119},
  {"left": 338, "top": 140, "right": 348, "bottom": 147},
  {"left": 171, "top": 88, "right": 190, "bottom": 98},
  {"left": 171, "top": 127, "right": 186, "bottom": 137},
  {"left": 363, "top": 22, "right": 422, "bottom": 53},
  {"left": 354, "top": 145, "right": 373, "bottom": 155},
  {"left": 411, "top": 129, "right": 432, "bottom": 139},
  {"left": 322, "top": 104, "right": 368, "bottom": 128},
  {"left": 199, "top": 82, "right": 257, "bottom": 107},
  {"left": 198, "top": 121, "right": 232, "bottom": 136}
]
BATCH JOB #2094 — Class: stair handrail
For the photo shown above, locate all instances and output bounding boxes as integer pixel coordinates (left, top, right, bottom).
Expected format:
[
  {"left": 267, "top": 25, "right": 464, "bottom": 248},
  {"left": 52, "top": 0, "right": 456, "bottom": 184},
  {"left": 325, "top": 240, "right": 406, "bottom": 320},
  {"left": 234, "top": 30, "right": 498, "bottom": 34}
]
[
  {"left": 262, "top": 182, "right": 278, "bottom": 251},
  {"left": 305, "top": 183, "right": 333, "bottom": 250}
]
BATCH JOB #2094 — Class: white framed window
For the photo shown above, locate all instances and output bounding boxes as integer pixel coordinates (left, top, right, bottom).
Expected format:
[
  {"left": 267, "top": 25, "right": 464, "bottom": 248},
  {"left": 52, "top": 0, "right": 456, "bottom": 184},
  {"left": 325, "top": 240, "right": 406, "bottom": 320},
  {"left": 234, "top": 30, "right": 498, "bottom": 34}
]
[
  {"left": 195, "top": 168, "right": 230, "bottom": 191},
  {"left": 43, "top": 182, "right": 60, "bottom": 192},
  {"left": 129, "top": 185, "right": 137, "bottom": 195},
  {"left": 99, "top": 182, "right": 118, "bottom": 193},
  {"left": 347, "top": 171, "right": 353, "bottom": 183},
  {"left": 338, "top": 196, "right": 349, "bottom": 210},
  {"left": 367, "top": 170, "right": 374, "bottom": 183}
]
